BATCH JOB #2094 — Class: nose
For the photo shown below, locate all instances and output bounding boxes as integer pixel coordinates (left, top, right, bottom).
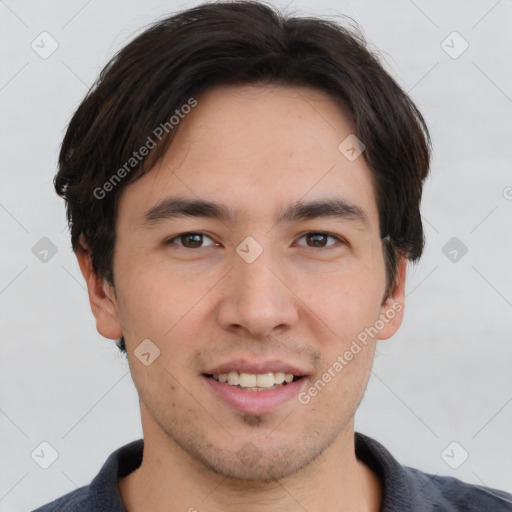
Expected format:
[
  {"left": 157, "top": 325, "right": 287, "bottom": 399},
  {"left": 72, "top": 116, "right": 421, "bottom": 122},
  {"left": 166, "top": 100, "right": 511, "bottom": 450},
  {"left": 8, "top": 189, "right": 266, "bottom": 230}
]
[{"left": 216, "top": 248, "right": 299, "bottom": 339}]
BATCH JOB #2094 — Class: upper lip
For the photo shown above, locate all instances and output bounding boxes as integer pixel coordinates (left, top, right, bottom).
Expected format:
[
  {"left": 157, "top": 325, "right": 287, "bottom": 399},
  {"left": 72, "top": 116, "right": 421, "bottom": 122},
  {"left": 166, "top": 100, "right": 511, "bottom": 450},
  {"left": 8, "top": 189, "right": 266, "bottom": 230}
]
[{"left": 204, "top": 359, "right": 309, "bottom": 377}]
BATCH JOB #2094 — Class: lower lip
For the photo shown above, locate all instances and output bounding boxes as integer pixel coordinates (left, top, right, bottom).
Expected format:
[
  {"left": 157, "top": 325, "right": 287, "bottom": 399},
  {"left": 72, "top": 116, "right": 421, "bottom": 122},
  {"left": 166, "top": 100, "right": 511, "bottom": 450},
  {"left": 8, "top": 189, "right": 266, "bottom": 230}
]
[{"left": 202, "top": 376, "right": 308, "bottom": 415}]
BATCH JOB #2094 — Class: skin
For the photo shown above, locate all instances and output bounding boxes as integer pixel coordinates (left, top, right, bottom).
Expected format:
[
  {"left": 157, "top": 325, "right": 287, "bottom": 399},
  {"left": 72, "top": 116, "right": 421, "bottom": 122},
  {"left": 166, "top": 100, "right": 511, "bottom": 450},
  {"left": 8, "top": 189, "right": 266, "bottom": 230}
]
[{"left": 77, "top": 84, "right": 407, "bottom": 512}]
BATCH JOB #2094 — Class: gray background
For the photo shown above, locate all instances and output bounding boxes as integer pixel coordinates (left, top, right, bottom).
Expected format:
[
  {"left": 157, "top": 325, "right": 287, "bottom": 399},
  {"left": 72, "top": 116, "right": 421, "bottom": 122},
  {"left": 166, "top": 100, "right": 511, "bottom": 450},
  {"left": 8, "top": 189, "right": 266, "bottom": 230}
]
[{"left": 1, "top": 0, "right": 511, "bottom": 510}]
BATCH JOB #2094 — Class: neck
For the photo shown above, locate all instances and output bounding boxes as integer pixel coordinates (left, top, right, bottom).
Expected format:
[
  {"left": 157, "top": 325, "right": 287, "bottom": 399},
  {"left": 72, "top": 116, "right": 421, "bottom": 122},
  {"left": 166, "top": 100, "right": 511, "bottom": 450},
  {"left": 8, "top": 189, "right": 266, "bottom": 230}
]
[{"left": 119, "top": 421, "right": 382, "bottom": 512}]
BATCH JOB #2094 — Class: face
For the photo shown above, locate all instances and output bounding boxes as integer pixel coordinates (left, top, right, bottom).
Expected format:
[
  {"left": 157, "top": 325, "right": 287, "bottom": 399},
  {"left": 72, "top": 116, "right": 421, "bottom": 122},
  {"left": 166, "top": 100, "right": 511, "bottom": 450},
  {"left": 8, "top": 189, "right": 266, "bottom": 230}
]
[{"left": 81, "top": 84, "right": 406, "bottom": 481}]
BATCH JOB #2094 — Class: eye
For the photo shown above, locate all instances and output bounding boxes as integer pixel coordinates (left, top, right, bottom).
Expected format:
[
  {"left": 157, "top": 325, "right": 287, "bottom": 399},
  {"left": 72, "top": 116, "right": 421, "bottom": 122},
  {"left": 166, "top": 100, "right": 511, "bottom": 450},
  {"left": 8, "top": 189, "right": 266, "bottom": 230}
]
[
  {"left": 166, "top": 232, "right": 218, "bottom": 249},
  {"left": 295, "top": 232, "right": 345, "bottom": 248}
]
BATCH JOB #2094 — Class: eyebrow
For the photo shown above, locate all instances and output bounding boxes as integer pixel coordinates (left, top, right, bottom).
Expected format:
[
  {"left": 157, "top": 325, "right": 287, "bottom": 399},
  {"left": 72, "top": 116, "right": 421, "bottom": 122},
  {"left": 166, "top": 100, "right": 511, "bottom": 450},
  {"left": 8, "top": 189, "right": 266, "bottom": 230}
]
[{"left": 142, "top": 196, "right": 369, "bottom": 228}]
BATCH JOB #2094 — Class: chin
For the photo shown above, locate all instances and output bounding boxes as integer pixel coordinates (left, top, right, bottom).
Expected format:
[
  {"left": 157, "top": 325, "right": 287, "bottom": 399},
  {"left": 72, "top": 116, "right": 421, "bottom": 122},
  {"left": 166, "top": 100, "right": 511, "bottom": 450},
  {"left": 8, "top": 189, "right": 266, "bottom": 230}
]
[
  {"left": 172, "top": 427, "right": 339, "bottom": 484},
  {"left": 197, "top": 444, "right": 311, "bottom": 482}
]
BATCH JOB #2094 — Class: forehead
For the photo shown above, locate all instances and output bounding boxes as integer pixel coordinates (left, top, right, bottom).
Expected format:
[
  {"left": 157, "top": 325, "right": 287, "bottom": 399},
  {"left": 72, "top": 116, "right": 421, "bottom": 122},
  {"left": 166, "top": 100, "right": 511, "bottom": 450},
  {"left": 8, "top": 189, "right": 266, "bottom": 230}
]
[{"left": 117, "top": 84, "right": 379, "bottom": 230}]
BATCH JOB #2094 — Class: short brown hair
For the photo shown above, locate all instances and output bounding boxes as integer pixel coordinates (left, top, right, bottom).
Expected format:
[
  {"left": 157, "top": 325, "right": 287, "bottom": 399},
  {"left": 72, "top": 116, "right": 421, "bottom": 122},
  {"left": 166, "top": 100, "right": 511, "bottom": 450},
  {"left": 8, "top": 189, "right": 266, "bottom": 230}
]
[{"left": 56, "top": 0, "right": 431, "bottom": 351}]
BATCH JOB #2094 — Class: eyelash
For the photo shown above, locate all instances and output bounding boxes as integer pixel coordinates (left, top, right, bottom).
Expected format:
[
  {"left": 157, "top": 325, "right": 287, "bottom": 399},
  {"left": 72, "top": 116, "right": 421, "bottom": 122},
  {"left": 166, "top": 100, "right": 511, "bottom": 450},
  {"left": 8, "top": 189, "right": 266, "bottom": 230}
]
[{"left": 165, "top": 231, "right": 346, "bottom": 249}]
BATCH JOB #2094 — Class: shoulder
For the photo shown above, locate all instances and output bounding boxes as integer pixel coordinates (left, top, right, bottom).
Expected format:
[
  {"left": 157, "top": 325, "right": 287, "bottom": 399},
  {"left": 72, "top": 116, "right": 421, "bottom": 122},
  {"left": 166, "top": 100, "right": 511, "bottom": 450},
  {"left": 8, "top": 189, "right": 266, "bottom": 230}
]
[
  {"left": 355, "top": 433, "right": 512, "bottom": 511},
  {"left": 403, "top": 466, "right": 512, "bottom": 511},
  {"left": 30, "top": 439, "right": 143, "bottom": 512},
  {"left": 31, "top": 486, "right": 91, "bottom": 512}
]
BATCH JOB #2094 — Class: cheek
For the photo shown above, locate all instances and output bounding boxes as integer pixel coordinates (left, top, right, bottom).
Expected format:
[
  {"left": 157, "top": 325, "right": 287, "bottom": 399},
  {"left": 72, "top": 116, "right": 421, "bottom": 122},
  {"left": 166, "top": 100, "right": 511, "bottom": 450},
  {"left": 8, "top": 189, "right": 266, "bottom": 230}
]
[
  {"left": 298, "top": 343, "right": 376, "bottom": 427},
  {"left": 113, "top": 251, "right": 209, "bottom": 340},
  {"left": 299, "top": 269, "right": 383, "bottom": 344},
  {"left": 113, "top": 258, "right": 221, "bottom": 389}
]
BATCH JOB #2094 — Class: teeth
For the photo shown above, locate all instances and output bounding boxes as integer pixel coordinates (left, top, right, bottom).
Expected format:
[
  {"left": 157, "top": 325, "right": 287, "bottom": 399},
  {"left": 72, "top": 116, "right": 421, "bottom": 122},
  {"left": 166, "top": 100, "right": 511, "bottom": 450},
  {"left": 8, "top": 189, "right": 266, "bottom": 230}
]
[
  {"left": 273, "top": 372, "right": 285, "bottom": 384},
  {"left": 256, "top": 372, "right": 274, "bottom": 387},
  {"left": 239, "top": 373, "right": 257, "bottom": 387},
  {"left": 227, "top": 372, "right": 240, "bottom": 386},
  {"left": 213, "top": 371, "right": 297, "bottom": 389}
]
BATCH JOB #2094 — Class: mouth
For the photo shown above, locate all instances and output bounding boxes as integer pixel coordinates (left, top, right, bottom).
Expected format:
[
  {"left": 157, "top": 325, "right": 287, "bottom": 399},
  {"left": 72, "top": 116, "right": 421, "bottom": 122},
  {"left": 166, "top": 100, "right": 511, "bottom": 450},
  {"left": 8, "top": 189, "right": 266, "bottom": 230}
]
[
  {"left": 203, "top": 371, "right": 304, "bottom": 392},
  {"left": 201, "top": 363, "right": 309, "bottom": 415}
]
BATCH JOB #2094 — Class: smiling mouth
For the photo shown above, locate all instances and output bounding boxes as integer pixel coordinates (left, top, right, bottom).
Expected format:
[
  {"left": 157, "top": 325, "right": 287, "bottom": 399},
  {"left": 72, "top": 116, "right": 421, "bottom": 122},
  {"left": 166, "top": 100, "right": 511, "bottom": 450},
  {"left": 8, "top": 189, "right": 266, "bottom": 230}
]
[{"left": 204, "top": 372, "right": 304, "bottom": 392}]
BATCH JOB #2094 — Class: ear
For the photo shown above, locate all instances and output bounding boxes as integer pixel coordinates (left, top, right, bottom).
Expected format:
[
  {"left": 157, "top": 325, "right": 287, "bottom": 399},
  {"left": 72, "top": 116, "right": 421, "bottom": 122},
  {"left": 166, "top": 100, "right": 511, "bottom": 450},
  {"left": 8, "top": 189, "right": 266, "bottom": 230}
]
[
  {"left": 75, "top": 236, "right": 123, "bottom": 340},
  {"left": 377, "top": 256, "right": 407, "bottom": 341}
]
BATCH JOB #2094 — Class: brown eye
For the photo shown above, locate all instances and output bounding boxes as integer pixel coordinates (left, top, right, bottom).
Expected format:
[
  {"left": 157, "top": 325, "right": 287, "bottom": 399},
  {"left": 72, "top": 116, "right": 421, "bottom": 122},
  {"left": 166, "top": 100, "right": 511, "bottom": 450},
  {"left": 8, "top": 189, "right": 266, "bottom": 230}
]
[
  {"left": 296, "top": 232, "right": 342, "bottom": 248},
  {"left": 167, "top": 232, "right": 216, "bottom": 249}
]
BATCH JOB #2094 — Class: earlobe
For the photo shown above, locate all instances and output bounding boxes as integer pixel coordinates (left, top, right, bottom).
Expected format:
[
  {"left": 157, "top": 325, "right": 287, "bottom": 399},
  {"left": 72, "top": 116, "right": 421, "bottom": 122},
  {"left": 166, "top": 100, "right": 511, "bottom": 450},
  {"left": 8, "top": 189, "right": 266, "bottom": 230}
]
[
  {"left": 377, "top": 256, "right": 407, "bottom": 341},
  {"left": 75, "top": 238, "right": 123, "bottom": 340}
]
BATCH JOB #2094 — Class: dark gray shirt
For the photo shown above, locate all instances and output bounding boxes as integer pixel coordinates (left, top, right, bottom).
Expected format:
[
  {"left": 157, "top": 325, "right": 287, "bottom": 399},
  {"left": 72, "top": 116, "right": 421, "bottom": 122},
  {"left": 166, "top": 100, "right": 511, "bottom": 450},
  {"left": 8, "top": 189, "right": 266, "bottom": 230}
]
[{"left": 32, "top": 433, "right": 512, "bottom": 511}]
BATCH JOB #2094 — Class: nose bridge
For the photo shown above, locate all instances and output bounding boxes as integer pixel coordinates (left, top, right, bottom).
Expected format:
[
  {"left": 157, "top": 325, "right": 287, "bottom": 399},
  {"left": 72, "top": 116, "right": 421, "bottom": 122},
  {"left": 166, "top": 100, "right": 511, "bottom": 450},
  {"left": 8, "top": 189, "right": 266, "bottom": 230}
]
[{"left": 217, "top": 243, "right": 298, "bottom": 336}]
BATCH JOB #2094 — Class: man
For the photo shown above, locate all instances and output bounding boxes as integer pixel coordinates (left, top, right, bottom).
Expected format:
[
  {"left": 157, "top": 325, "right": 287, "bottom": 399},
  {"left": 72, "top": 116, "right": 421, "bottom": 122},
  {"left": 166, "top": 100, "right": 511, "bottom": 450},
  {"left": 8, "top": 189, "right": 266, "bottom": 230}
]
[{"left": 33, "top": 1, "right": 512, "bottom": 510}]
